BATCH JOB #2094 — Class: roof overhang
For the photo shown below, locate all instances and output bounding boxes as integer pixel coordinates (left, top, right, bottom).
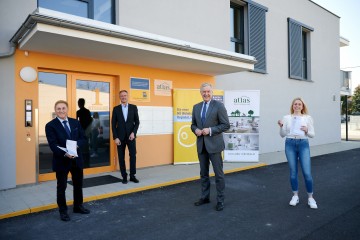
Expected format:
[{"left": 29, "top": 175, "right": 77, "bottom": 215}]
[{"left": 11, "top": 8, "right": 256, "bottom": 76}]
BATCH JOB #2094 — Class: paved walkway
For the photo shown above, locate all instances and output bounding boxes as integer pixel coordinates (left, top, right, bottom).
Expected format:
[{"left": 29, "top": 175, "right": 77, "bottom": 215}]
[
  {"left": 341, "top": 123, "right": 360, "bottom": 140},
  {"left": 1, "top": 141, "right": 360, "bottom": 220}
]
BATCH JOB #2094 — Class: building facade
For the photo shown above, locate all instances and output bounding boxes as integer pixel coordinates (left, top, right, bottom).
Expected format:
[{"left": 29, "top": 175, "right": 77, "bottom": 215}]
[{"left": 0, "top": 0, "right": 341, "bottom": 190}]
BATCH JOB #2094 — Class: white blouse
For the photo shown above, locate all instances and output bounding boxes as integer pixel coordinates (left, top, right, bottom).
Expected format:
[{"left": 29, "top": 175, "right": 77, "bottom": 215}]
[{"left": 279, "top": 114, "right": 315, "bottom": 138}]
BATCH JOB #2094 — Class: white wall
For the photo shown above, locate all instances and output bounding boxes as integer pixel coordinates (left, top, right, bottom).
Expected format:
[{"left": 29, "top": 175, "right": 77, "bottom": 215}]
[
  {"left": 117, "top": 0, "right": 230, "bottom": 50},
  {"left": 0, "top": 0, "right": 37, "bottom": 189},
  {"left": 216, "top": 0, "right": 341, "bottom": 153},
  {"left": 0, "top": 0, "right": 343, "bottom": 189}
]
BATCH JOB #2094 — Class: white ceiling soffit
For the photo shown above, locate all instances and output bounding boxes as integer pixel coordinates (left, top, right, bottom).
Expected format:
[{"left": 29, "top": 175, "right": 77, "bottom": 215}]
[
  {"left": 339, "top": 36, "right": 350, "bottom": 47},
  {"left": 15, "top": 8, "right": 256, "bottom": 76}
]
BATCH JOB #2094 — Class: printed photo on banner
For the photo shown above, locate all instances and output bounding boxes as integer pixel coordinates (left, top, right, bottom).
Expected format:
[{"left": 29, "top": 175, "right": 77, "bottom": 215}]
[
  {"left": 224, "top": 117, "right": 259, "bottom": 150},
  {"left": 154, "top": 79, "right": 172, "bottom": 96},
  {"left": 130, "top": 77, "right": 150, "bottom": 102}
]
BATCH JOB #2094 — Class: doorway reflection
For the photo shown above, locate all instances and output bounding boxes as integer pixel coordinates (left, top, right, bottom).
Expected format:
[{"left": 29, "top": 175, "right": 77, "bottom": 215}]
[{"left": 76, "top": 80, "right": 110, "bottom": 168}]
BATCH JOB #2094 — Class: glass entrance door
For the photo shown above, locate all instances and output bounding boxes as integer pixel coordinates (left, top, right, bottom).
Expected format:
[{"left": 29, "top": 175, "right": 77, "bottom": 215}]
[
  {"left": 38, "top": 72, "right": 67, "bottom": 174},
  {"left": 75, "top": 79, "right": 111, "bottom": 169},
  {"left": 38, "top": 71, "right": 114, "bottom": 181}
]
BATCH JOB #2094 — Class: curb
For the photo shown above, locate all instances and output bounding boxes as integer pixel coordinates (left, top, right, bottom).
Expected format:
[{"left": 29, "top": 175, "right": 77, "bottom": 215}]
[{"left": 0, "top": 163, "right": 266, "bottom": 220}]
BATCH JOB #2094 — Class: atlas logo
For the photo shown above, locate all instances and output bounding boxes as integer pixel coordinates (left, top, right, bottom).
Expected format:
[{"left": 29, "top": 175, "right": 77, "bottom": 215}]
[{"left": 234, "top": 96, "right": 250, "bottom": 104}]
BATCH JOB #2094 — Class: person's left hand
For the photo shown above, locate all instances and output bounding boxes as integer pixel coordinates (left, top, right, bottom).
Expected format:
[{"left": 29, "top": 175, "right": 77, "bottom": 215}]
[
  {"left": 129, "top": 132, "right": 135, "bottom": 140},
  {"left": 202, "top": 128, "right": 210, "bottom": 136},
  {"left": 300, "top": 125, "right": 308, "bottom": 134}
]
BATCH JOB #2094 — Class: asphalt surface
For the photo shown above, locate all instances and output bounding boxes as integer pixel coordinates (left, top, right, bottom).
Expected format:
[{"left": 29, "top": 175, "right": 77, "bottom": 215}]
[{"left": 1, "top": 148, "right": 359, "bottom": 240}]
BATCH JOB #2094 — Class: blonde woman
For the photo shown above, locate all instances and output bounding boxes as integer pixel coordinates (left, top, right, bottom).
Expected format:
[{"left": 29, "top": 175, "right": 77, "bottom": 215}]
[{"left": 277, "top": 97, "right": 317, "bottom": 209}]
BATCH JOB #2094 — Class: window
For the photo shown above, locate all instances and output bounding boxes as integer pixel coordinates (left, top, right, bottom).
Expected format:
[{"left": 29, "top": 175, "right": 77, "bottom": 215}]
[
  {"left": 230, "top": 4, "right": 245, "bottom": 54},
  {"left": 38, "top": 0, "right": 115, "bottom": 24},
  {"left": 230, "top": 1, "right": 268, "bottom": 73},
  {"left": 288, "top": 18, "right": 314, "bottom": 80}
]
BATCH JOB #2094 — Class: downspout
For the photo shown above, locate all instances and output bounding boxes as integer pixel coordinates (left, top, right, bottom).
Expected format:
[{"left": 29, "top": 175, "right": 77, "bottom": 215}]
[
  {"left": 0, "top": 42, "right": 16, "bottom": 58},
  {"left": 0, "top": 15, "right": 37, "bottom": 58}
]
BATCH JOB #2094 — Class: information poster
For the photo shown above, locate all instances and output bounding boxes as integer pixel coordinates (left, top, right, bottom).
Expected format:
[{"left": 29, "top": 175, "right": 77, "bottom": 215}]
[{"left": 223, "top": 90, "right": 260, "bottom": 162}]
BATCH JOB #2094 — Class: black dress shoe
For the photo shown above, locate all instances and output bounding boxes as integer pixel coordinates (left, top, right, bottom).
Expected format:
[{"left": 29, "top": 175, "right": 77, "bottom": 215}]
[
  {"left": 216, "top": 202, "right": 224, "bottom": 211},
  {"left": 130, "top": 177, "right": 139, "bottom": 183},
  {"left": 60, "top": 212, "right": 70, "bottom": 221},
  {"left": 122, "top": 178, "right": 128, "bottom": 184},
  {"left": 73, "top": 205, "right": 90, "bottom": 214},
  {"left": 194, "top": 198, "right": 210, "bottom": 206}
]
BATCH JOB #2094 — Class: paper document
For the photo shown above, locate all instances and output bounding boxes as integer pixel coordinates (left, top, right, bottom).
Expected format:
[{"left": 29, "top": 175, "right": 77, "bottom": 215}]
[
  {"left": 57, "top": 140, "right": 78, "bottom": 157},
  {"left": 291, "top": 116, "right": 305, "bottom": 136}
]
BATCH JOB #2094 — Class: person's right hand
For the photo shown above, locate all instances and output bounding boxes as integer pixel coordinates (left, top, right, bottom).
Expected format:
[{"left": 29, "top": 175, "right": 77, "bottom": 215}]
[
  {"left": 65, "top": 153, "right": 75, "bottom": 159},
  {"left": 195, "top": 129, "right": 203, "bottom": 136},
  {"left": 277, "top": 120, "right": 283, "bottom": 127},
  {"left": 114, "top": 138, "right": 121, "bottom": 146}
]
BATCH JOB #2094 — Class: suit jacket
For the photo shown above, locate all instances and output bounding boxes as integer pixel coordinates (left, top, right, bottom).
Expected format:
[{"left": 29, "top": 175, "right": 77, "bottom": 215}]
[
  {"left": 191, "top": 100, "right": 230, "bottom": 154},
  {"left": 111, "top": 104, "right": 140, "bottom": 141},
  {"left": 45, "top": 117, "right": 87, "bottom": 171}
]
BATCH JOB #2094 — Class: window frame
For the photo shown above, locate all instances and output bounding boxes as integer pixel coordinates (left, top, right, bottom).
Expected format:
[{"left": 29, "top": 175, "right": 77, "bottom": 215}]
[
  {"left": 230, "top": 0, "right": 268, "bottom": 74},
  {"left": 288, "top": 18, "right": 314, "bottom": 81},
  {"left": 38, "top": 0, "right": 115, "bottom": 24},
  {"left": 230, "top": 3, "right": 245, "bottom": 54}
]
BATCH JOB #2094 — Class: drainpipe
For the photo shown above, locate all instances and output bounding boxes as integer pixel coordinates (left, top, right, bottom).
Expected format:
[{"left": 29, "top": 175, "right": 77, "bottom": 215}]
[
  {"left": 0, "top": 42, "right": 16, "bottom": 58},
  {"left": 0, "top": 14, "right": 36, "bottom": 58}
]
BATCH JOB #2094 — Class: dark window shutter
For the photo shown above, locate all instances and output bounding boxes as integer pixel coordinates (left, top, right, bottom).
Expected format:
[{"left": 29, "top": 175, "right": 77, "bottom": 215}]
[
  {"left": 288, "top": 19, "right": 302, "bottom": 79},
  {"left": 248, "top": 2, "right": 267, "bottom": 73}
]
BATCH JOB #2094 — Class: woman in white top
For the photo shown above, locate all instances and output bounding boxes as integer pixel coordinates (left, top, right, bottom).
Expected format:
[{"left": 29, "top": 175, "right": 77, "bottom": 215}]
[{"left": 277, "top": 97, "right": 318, "bottom": 209}]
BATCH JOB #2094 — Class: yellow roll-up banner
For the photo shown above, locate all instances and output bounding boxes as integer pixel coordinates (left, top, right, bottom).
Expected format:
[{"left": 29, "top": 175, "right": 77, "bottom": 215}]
[{"left": 173, "top": 89, "right": 224, "bottom": 164}]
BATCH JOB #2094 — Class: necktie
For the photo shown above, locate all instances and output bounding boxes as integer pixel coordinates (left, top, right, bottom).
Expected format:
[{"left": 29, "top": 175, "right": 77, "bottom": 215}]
[
  {"left": 62, "top": 120, "right": 71, "bottom": 138},
  {"left": 201, "top": 102, "right": 207, "bottom": 125}
]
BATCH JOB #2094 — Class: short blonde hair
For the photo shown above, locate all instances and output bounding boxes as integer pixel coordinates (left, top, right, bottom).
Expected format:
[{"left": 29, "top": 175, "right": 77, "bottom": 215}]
[
  {"left": 290, "top": 97, "right": 308, "bottom": 114},
  {"left": 54, "top": 100, "right": 68, "bottom": 110}
]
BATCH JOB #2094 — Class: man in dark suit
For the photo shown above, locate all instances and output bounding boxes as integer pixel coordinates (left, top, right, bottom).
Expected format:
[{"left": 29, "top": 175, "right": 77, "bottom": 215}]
[
  {"left": 191, "top": 83, "right": 230, "bottom": 211},
  {"left": 45, "top": 100, "right": 90, "bottom": 221},
  {"left": 112, "top": 90, "right": 140, "bottom": 184}
]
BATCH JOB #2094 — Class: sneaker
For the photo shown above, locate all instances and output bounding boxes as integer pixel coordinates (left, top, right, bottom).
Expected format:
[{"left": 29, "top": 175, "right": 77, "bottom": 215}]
[
  {"left": 289, "top": 195, "right": 299, "bottom": 206},
  {"left": 308, "top": 198, "right": 318, "bottom": 209}
]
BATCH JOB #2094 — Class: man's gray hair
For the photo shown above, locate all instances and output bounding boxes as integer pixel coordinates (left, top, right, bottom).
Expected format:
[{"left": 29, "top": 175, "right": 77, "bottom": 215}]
[{"left": 200, "top": 82, "right": 212, "bottom": 90}]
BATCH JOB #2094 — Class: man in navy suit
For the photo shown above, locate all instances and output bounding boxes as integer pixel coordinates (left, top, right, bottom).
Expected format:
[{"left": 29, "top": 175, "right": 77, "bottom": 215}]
[
  {"left": 191, "top": 83, "right": 230, "bottom": 211},
  {"left": 45, "top": 100, "right": 90, "bottom": 221},
  {"left": 112, "top": 90, "right": 140, "bottom": 184}
]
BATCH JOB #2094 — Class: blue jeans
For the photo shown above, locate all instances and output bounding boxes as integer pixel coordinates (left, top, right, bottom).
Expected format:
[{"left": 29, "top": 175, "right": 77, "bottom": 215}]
[{"left": 285, "top": 138, "right": 313, "bottom": 194}]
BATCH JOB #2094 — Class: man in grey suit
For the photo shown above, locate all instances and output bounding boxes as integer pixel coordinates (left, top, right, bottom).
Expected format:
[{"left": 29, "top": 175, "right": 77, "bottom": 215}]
[{"left": 191, "top": 83, "right": 230, "bottom": 211}]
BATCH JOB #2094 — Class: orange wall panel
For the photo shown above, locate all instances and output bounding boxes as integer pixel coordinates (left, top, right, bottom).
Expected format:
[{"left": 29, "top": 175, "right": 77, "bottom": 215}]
[{"left": 15, "top": 49, "right": 214, "bottom": 184}]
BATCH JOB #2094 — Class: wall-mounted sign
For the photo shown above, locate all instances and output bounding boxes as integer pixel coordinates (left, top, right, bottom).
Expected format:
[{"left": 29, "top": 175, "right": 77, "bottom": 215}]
[
  {"left": 130, "top": 77, "right": 150, "bottom": 102},
  {"left": 154, "top": 79, "right": 172, "bottom": 96}
]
